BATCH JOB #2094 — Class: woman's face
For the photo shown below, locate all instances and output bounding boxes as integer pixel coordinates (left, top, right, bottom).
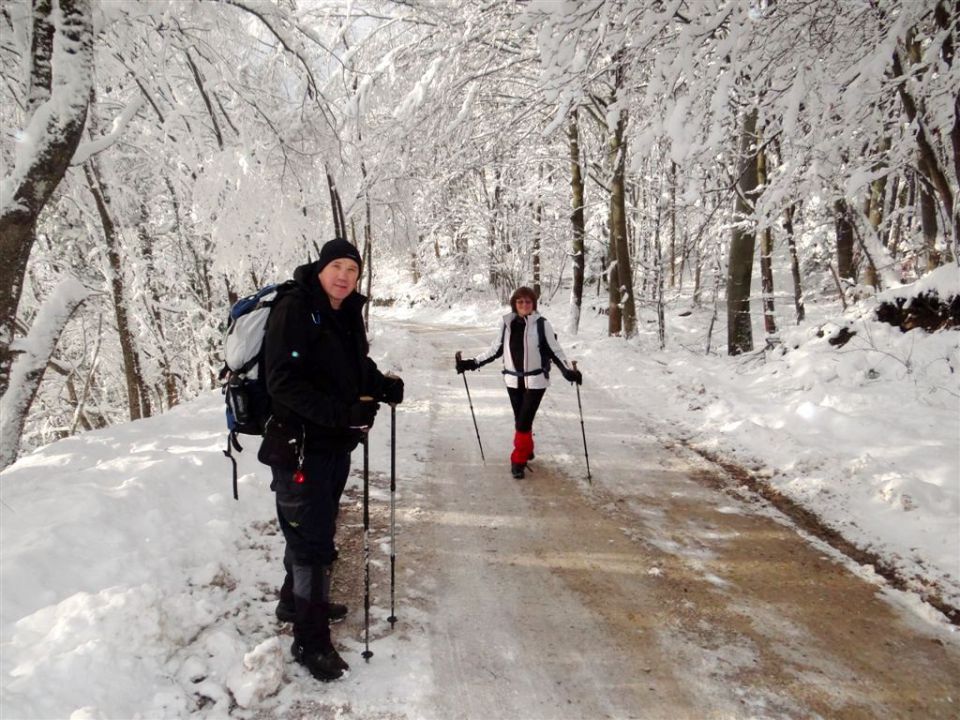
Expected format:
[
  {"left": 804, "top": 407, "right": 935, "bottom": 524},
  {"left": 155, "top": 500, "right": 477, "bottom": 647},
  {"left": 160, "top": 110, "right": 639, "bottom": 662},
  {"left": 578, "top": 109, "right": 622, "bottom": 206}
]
[{"left": 515, "top": 296, "right": 534, "bottom": 317}]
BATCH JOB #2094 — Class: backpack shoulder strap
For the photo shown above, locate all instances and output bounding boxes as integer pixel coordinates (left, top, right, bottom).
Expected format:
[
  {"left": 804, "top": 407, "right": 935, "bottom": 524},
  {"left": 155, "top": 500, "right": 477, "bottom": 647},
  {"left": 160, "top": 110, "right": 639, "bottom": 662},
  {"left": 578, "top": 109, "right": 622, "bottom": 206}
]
[
  {"left": 273, "top": 281, "right": 319, "bottom": 321},
  {"left": 537, "top": 316, "right": 562, "bottom": 378},
  {"left": 537, "top": 317, "right": 549, "bottom": 377}
]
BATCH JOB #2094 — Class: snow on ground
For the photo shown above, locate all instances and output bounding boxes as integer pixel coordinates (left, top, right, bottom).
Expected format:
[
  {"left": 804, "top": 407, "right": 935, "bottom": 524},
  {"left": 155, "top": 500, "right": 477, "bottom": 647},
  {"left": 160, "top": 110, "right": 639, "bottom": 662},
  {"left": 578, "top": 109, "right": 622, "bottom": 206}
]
[
  {"left": 1, "top": 273, "right": 958, "bottom": 717},
  {"left": 1, "top": 323, "right": 432, "bottom": 719}
]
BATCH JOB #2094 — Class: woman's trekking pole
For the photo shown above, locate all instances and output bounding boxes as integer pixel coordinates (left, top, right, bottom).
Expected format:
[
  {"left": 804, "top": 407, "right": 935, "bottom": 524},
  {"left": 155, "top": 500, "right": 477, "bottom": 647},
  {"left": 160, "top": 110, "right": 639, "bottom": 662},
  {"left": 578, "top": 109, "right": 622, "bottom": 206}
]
[
  {"left": 387, "top": 401, "right": 398, "bottom": 627},
  {"left": 361, "top": 428, "right": 373, "bottom": 661},
  {"left": 572, "top": 361, "right": 592, "bottom": 483},
  {"left": 456, "top": 351, "right": 485, "bottom": 462}
]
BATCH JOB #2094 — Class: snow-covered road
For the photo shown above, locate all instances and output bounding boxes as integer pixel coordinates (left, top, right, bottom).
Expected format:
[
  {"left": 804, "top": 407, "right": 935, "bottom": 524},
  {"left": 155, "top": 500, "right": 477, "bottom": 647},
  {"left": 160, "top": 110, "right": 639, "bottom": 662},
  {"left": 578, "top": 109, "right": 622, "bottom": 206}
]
[{"left": 392, "top": 318, "right": 960, "bottom": 719}]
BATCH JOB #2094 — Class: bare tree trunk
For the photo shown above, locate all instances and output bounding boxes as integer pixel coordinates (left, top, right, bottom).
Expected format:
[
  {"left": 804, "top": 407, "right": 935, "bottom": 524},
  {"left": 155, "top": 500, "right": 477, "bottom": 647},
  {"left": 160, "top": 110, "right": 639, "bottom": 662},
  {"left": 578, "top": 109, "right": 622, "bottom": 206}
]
[
  {"left": 678, "top": 229, "right": 689, "bottom": 294},
  {"left": 868, "top": 172, "right": 888, "bottom": 237},
  {"left": 68, "top": 313, "right": 104, "bottom": 435},
  {"left": 483, "top": 166, "right": 504, "bottom": 291},
  {"left": 0, "top": 0, "right": 93, "bottom": 396},
  {"left": 885, "top": 174, "right": 903, "bottom": 256},
  {"left": 917, "top": 158, "right": 942, "bottom": 270},
  {"left": 692, "top": 235, "right": 703, "bottom": 306},
  {"left": 727, "top": 107, "right": 759, "bottom": 356},
  {"left": 82, "top": 159, "right": 150, "bottom": 420},
  {"left": 835, "top": 199, "right": 856, "bottom": 282},
  {"left": 692, "top": 176, "right": 709, "bottom": 306},
  {"left": 360, "top": 159, "right": 373, "bottom": 330},
  {"left": 363, "top": 230, "right": 372, "bottom": 329},
  {"left": 705, "top": 240, "right": 724, "bottom": 354},
  {"left": 669, "top": 161, "right": 677, "bottom": 288},
  {"left": 533, "top": 189, "right": 542, "bottom": 298},
  {"left": 760, "top": 226, "right": 777, "bottom": 335},
  {"left": 607, "top": 249, "right": 622, "bottom": 335},
  {"left": 640, "top": 178, "right": 651, "bottom": 300},
  {"left": 756, "top": 151, "right": 777, "bottom": 335},
  {"left": 654, "top": 189, "right": 666, "bottom": 349},
  {"left": 568, "top": 108, "right": 586, "bottom": 334},
  {"left": 137, "top": 202, "right": 179, "bottom": 409},
  {"left": 608, "top": 55, "right": 637, "bottom": 338},
  {"left": 326, "top": 167, "right": 345, "bottom": 239},
  {"left": 783, "top": 204, "right": 805, "bottom": 324}
]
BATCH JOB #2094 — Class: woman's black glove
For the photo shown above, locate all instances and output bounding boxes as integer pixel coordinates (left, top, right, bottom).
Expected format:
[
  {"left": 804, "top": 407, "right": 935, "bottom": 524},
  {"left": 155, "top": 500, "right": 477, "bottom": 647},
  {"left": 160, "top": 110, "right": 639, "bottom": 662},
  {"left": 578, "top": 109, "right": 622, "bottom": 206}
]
[
  {"left": 347, "top": 399, "right": 379, "bottom": 429},
  {"left": 380, "top": 375, "right": 404, "bottom": 405},
  {"left": 561, "top": 367, "right": 583, "bottom": 385},
  {"left": 456, "top": 357, "right": 478, "bottom": 374}
]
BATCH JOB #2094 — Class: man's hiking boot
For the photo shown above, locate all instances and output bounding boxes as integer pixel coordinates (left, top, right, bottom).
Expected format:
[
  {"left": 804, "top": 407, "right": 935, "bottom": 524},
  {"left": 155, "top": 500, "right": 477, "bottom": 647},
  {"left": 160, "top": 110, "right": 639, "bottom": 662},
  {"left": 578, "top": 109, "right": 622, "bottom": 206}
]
[
  {"left": 277, "top": 599, "right": 347, "bottom": 624},
  {"left": 511, "top": 463, "right": 525, "bottom": 479},
  {"left": 291, "top": 640, "right": 349, "bottom": 681}
]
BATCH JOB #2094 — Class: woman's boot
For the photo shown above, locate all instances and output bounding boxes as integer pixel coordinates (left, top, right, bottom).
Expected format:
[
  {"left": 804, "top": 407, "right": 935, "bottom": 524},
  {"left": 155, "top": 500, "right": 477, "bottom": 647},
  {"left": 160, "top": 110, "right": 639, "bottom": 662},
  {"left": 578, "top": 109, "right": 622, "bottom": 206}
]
[{"left": 510, "top": 431, "right": 534, "bottom": 478}]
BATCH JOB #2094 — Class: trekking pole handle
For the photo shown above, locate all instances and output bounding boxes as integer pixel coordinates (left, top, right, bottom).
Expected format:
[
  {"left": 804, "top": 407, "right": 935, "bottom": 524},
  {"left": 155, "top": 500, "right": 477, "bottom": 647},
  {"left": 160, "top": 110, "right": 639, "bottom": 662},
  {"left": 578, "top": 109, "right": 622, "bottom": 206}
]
[
  {"left": 572, "top": 360, "right": 577, "bottom": 370},
  {"left": 351, "top": 396, "right": 377, "bottom": 432},
  {"left": 384, "top": 371, "right": 400, "bottom": 409}
]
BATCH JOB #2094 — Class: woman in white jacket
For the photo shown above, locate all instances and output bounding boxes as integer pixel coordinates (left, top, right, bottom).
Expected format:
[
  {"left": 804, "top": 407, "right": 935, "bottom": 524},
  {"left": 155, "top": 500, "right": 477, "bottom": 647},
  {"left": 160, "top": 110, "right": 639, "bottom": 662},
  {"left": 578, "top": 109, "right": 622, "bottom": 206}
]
[{"left": 456, "top": 286, "right": 582, "bottom": 478}]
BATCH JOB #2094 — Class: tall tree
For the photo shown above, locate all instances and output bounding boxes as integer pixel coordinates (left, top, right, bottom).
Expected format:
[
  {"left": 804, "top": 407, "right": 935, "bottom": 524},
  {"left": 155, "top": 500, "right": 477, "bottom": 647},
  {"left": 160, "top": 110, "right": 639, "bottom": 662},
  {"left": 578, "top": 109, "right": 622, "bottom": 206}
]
[
  {"left": 608, "top": 53, "right": 637, "bottom": 338},
  {"left": 756, "top": 150, "right": 777, "bottom": 336},
  {"left": 783, "top": 204, "right": 805, "bottom": 324},
  {"left": 567, "top": 107, "right": 587, "bottom": 334},
  {"left": 727, "top": 108, "right": 759, "bottom": 356},
  {"left": 835, "top": 199, "right": 856, "bottom": 282},
  {"left": 0, "top": 0, "right": 93, "bottom": 396}
]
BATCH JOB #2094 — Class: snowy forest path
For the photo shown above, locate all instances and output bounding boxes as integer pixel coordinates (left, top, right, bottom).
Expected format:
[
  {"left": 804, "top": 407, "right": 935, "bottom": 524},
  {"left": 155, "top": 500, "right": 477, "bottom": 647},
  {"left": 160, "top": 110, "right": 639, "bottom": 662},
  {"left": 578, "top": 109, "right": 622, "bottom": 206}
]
[{"left": 384, "top": 318, "right": 959, "bottom": 720}]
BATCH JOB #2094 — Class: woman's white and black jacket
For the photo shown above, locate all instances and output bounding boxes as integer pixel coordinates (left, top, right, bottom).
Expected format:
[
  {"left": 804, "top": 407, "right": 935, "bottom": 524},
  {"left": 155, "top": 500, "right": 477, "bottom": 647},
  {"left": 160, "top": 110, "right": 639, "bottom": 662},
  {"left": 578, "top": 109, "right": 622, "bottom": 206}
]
[{"left": 472, "top": 312, "right": 572, "bottom": 390}]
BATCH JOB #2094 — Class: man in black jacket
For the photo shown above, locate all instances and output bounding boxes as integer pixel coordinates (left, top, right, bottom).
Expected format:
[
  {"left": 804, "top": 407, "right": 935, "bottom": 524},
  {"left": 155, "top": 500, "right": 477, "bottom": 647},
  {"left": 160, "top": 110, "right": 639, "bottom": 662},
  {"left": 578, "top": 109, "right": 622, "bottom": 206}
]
[{"left": 262, "top": 238, "right": 403, "bottom": 681}]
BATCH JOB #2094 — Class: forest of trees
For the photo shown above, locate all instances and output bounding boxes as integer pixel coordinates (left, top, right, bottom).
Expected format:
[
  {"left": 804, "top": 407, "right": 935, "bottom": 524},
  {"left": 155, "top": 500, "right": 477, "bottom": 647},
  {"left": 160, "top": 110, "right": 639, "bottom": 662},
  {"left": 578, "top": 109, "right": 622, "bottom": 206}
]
[{"left": 1, "top": 0, "right": 957, "bottom": 468}]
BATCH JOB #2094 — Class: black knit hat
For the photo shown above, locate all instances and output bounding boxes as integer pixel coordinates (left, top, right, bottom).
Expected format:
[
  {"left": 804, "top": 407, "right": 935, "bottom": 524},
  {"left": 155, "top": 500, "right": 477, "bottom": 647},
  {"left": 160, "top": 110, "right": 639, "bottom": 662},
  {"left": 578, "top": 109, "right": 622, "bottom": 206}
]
[{"left": 318, "top": 238, "right": 363, "bottom": 273}]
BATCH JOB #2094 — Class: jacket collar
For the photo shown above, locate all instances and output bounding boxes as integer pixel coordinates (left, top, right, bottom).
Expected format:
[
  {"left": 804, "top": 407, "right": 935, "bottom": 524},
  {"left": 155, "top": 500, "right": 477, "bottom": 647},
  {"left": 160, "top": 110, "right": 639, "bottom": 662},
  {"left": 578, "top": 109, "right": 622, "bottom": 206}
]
[{"left": 503, "top": 311, "right": 540, "bottom": 324}]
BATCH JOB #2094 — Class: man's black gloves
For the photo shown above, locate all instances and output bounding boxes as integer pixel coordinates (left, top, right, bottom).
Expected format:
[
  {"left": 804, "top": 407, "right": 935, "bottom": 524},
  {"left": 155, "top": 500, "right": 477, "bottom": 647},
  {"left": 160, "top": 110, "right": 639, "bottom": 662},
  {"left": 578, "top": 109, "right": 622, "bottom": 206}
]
[
  {"left": 347, "top": 398, "right": 379, "bottom": 429},
  {"left": 456, "top": 357, "right": 478, "bottom": 374},
  {"left": 561, "top": 367, "right": 583, "bottom": 385},
  {"left": 381, "top": 375, "right": 404, "bottom": 405}
]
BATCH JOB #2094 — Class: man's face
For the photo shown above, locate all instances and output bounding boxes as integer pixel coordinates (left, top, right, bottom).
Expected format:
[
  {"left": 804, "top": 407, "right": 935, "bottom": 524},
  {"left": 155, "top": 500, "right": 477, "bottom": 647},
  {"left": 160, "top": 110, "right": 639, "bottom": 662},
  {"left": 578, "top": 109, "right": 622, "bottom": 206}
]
[{"left": 319, "top": 258, "right": 360, "bottom": 307}]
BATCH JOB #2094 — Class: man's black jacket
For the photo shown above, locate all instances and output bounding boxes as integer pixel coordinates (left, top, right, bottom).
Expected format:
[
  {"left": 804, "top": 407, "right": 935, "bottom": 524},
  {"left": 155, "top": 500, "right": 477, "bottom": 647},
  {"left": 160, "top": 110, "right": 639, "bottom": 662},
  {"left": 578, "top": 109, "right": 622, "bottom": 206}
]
[{"left": 263, "top": 260, "right": 387, "bottom": 453}]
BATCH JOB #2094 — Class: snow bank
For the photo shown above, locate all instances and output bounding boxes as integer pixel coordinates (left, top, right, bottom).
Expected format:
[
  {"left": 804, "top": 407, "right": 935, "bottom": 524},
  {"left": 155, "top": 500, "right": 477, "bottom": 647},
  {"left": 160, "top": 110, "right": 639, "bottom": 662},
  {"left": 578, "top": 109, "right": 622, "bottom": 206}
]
[{"left": 0, "top": 399, "right": 277, "bottom": 718}]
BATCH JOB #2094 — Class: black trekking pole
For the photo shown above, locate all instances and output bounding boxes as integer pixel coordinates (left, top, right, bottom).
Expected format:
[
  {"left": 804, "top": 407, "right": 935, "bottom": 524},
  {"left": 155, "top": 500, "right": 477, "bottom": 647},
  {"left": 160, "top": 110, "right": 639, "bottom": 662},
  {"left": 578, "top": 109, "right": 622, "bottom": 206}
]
[
  {"left": 387, "top": 401, "right": 398, "bottom": 627},
  {"left": 361, "top": 428, "right": 374, "bottom": 662},
  {"left": 456, "top": 351, "right": 485, "bottom": 462},
  {"left": 572, "top": 361, "right": 592, "bottom": 483}
]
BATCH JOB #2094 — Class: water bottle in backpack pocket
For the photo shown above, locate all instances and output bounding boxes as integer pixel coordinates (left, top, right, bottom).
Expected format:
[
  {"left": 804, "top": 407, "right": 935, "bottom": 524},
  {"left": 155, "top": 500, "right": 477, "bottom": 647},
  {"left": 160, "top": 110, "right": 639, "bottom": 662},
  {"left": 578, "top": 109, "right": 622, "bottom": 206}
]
[{"left": 224, "top": 372, "right": 270, "bottom": 435}]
